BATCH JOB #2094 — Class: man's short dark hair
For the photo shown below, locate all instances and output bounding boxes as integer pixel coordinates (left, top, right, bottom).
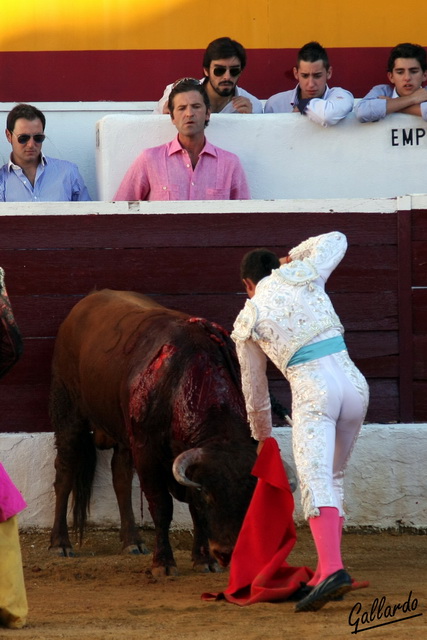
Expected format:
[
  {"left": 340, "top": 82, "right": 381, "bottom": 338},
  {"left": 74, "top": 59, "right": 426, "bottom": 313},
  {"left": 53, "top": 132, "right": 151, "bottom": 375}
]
[
  {"left": 167, "top": 79, "right": 211, "bottom": 127},
  {"left": 297, "top": 41, "right": 330, "bottom": 71},
  {"left": 387, "top": 43, "right": 427, "bottom": 73},
  {"left": 240, "top": 248, "right": 280, "bottom": 284},
  {"left": 7, "top": 103, "right": 46, "bottom": 133},
  {"left": 203, "top": 37, "right": 247, "bottom": 71}
]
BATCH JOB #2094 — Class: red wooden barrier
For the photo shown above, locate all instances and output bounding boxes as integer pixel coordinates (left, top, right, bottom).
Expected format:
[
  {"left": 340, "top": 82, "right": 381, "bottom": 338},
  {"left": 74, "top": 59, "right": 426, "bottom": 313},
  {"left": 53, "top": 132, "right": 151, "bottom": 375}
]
[{"left": 0, "top": 209, "right": 425, "bottom": 432}]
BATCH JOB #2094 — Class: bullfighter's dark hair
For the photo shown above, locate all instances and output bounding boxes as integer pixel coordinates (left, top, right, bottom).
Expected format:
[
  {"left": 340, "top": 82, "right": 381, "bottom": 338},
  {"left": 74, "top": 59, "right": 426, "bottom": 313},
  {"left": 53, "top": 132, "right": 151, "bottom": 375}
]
[
  {"left": 297, "top": 41, "right": 330, "bottom": 71},
  {"left": 7, "top": 103, "right": 46, "bottom": 133},
  {"left": 203, "top": 37, "right": 247, "bottom": 71},
  {"left": 240, "top": 248, "right": 280, "bottom": 284},
  {"left": 168, "top": 79, "right": 211, "bottom": 128},
  {"left": 387, "top": 43, "right": 427, "bottom": 72}
]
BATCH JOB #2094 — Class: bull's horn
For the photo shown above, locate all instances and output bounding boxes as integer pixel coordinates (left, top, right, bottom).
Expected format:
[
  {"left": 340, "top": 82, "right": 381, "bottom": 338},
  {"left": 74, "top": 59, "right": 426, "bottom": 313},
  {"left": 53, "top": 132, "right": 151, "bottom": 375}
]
[{"left": 172, "top": 448, "right": 204, "bottom": 489}]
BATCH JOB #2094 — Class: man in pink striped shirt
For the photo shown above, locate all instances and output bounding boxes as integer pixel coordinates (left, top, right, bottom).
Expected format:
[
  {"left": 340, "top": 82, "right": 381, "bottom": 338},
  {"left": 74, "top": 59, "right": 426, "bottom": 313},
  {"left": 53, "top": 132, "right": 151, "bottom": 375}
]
[{"left": 114, "top": 78, "right": 250, "bottom": 202}]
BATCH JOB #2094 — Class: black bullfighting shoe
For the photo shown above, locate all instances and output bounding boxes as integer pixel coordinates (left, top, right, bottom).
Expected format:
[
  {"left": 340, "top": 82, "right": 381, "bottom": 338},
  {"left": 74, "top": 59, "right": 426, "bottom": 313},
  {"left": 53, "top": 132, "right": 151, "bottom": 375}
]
[{"left": 294, "top": 569, "right": 352, "bottom": 612}]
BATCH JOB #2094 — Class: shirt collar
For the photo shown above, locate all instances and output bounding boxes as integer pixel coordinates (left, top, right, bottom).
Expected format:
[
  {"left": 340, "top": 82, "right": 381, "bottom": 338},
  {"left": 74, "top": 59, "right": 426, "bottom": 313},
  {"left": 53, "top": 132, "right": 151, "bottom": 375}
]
[
  {"left": 292, "top": 84, "right": 329, "bottom": 106},
  {"left": 168, "top": 135, "right": 217, "bottom": 158},
  {"left": 8, "top": 152, "right": 47, "bottom": 172}
]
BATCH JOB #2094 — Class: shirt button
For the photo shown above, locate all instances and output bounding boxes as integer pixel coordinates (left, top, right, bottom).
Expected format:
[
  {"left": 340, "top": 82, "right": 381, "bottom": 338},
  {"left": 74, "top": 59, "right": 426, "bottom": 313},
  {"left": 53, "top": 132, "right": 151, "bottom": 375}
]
[
  {"left": 191, "top": 182, "right": 195, "bottom": 186},
  {"left": 186, "top": 164, "right": 190, "bottom": 168},
  {"left": 162, "top": 186, "right": 167, "bottom": 190}
]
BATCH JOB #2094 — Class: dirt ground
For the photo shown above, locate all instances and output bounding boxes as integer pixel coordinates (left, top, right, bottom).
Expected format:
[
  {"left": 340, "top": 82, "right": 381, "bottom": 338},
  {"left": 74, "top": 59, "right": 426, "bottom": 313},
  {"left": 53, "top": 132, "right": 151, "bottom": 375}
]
[{"left": 1, "top": 527, "right": 425, "bottom": 640}]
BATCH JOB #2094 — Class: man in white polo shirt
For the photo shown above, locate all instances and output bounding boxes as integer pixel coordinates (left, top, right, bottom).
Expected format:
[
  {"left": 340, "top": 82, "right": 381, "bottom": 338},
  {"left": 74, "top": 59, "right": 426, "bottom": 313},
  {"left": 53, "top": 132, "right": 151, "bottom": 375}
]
[{"left": 264, "top": 41, "right": 354, "bottom": 127}]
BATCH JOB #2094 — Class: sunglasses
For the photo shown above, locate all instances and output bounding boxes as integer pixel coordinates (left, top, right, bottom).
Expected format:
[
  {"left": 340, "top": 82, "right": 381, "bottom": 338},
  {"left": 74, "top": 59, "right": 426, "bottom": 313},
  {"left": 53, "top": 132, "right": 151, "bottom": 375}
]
[
  {"left": 13, "top": 132, "right": 46, "bottom": 144},
  {"left": 212, "top": 66, "right": 242, "bottom": 77}
]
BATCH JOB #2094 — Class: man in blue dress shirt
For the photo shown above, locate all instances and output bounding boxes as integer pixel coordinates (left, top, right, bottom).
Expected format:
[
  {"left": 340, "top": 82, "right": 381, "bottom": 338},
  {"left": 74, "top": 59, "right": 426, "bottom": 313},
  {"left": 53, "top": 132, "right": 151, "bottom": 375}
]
[
  {"left": 355, "top": 43, "right": 427, "bottom": 123},
  {"left": 0, "top": 103, "right": 91, "bottom": 202}
]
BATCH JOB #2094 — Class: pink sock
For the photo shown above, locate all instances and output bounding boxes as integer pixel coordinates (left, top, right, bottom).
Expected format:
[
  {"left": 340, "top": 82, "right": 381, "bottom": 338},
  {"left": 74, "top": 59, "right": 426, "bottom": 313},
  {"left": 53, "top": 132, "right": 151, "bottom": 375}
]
[{"left": 308, "top": 507, "right": 344, "bottom": 584}]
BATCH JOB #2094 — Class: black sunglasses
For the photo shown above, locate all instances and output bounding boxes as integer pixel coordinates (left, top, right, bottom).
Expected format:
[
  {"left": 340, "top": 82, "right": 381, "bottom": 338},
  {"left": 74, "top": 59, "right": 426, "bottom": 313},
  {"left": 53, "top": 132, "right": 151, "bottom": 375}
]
[
  {"left": 13, "top": 132, "right": 46, "bottom": 144},
  {"left": 212, "top": 66, "right": 242, "bottom": 77}
]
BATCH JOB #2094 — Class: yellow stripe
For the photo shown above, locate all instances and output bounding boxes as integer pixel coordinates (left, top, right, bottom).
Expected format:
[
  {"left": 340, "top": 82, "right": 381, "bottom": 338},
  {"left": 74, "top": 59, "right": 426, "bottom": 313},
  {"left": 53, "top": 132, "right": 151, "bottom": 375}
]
[{"left": 2, "top": 0, "right": 427, "bottom": 51}]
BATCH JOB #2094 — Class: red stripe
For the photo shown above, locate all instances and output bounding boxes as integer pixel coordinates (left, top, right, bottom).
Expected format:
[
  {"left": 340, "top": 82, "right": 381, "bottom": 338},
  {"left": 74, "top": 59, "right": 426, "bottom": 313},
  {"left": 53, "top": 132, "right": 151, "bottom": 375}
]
[{"left": 0, "top": 48, "right": 391, "bottom": 102}]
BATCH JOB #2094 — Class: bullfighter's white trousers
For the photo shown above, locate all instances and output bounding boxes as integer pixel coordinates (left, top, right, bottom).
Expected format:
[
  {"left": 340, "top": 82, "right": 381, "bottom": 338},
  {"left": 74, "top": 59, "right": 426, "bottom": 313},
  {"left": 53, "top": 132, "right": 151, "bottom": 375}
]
[{"left": 286, "top": 350, "right": 369, "bottom": 520}]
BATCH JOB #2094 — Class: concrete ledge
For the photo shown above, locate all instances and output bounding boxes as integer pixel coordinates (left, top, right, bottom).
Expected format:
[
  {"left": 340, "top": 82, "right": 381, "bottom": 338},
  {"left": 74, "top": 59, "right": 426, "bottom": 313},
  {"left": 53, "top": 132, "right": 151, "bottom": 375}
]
[{"left": 1, "top": 425, "right": 426, "bottom": 531}]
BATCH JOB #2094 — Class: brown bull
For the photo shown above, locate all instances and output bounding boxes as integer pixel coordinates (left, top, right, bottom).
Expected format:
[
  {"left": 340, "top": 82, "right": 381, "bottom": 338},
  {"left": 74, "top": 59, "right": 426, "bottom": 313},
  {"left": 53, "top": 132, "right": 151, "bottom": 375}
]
[{"left": 49, "top": 289, "right": 257, "bottom": 575}]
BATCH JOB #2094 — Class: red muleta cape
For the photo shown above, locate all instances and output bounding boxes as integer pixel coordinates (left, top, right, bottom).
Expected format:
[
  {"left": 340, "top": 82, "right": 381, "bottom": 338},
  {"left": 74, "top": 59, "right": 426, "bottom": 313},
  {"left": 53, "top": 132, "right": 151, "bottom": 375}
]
[{"left": 202, "top": 437, "right": 313, "bottom": 605}]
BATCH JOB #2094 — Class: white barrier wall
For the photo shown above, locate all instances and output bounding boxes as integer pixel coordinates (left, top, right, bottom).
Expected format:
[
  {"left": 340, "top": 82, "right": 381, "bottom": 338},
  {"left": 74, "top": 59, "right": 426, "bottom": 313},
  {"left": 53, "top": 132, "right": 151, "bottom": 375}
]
[
  {"left": 1, "top": 425, "right": 426, "bottom": 532},
  {"left": 0, "top": 102, "right": 156, "bottom": 200},
  {"left": 96, "top": 112, "right": 427, "bottom": 201},
  {"left": 1, "top": 104, "right": 426, "bottom": 202}
]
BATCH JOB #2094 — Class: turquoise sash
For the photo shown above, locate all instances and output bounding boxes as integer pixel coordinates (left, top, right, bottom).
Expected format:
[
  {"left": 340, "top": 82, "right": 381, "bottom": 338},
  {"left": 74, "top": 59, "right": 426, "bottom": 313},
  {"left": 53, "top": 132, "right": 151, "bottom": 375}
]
[{"left": 287, "top": 335, "right": 347, "bottom": 367}]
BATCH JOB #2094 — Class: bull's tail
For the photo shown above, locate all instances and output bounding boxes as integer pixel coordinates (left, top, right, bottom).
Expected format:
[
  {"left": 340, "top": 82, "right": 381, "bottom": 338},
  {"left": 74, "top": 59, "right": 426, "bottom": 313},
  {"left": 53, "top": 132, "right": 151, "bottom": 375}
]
[{"left": 71, "top": 429, "right": 97, "bottom": 544}]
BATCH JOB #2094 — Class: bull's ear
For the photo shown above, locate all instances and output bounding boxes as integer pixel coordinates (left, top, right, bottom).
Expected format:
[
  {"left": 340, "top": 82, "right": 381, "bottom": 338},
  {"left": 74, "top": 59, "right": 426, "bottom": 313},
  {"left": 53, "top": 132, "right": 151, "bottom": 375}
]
[{"left": 172, "top": 448, "right": 203, "bottom": 490}]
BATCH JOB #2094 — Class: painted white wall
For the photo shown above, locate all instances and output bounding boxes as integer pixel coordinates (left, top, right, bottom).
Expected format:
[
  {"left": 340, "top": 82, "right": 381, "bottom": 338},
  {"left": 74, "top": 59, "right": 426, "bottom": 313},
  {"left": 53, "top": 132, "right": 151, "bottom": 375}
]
[
  {"left": 0, "top": 102, "right": 156, "bottom": 201},
  {"left": 1, "top": 425, "right": 426, "bottom": 532},
  {"left": 96, "top": 111, "right": 427, "bottom": 201}
]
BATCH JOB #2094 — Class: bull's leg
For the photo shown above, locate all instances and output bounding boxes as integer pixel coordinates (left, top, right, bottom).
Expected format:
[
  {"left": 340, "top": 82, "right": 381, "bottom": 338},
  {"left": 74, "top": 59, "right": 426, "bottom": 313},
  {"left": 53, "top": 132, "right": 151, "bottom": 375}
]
[
  {"left": 141, "top": 470, "right": 177, "bottom": 577},
  {"left": 49, "top": 445, "right": 76, "bottom": 556},
  {"left": 49, "top": 380, "right": 91, "bottom": 556},
  {"left": 188, "top": 503, "right": 222, "bottom": 573},
  {"left": 110, "top": 444, "right": 149, "bottom": 555}
]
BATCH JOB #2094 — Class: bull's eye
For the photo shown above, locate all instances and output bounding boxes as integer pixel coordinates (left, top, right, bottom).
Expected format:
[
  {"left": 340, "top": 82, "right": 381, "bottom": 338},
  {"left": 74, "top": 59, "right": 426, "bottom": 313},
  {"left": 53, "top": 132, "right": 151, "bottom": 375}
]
[{"left": 200, "top": 488, "right": 214, "bottom": 504}]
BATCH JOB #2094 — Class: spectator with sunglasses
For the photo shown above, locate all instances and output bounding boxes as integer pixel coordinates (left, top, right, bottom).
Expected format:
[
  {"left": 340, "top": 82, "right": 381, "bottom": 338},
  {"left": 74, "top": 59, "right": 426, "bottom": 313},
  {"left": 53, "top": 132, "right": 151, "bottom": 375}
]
[
  {"left": 0, "top": 103, "right": 91, "bottom": 202},
  {"left": 115, "top": 78, "right": 249, "bottom": 201},
  {"left": 264, "top": 42, "right": 354, "bottom": 127},
  {"left": 153, "top": 37, "right": 262, "bottom": 115}
]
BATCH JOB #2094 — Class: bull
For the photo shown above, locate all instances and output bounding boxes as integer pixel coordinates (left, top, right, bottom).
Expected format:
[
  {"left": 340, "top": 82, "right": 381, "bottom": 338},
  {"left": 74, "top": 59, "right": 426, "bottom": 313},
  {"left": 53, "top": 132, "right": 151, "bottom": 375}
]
[{"left": 49, "top": 289, "right": 258, "bottom": 576}]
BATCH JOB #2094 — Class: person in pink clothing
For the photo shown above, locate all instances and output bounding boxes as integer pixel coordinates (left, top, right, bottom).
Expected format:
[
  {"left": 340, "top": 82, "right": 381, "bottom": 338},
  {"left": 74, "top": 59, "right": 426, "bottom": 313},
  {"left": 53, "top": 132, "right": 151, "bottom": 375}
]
[
  {"left": 0, "top": 463, "right": 28, "bottom": 629},
  {"left": 114, "top": 78, "right": 250, "bottom": 202},
  {"left": 0, "top": 267, "right": 27, "bottom": 629}
]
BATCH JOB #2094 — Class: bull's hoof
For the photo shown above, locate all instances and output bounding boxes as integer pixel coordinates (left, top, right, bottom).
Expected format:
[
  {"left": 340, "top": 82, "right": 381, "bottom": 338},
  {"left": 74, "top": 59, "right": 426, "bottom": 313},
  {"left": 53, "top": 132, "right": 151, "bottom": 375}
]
[
  {"left": 49, "top": 546, "right": 76, "bottom": 558},
  {"left": 151, "top": 565, "right": 179, "bottom": 578},
  {"left": 193, "top": 562, "right": 210, "bottom": 573},
  {"left": 209, "top": 561, "right": 223, "bottom": 573},
  {"left": 123, "top": 543, "right": 150, "bottom": 555},
  {"left": 193, "top": 561, "right": 223, "bottom": 573}
]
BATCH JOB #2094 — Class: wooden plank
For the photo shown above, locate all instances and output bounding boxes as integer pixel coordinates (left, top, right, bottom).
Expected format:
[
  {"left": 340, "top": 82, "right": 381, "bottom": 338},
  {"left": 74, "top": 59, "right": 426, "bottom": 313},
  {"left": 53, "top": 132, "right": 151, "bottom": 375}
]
[
  {"left": 0, "top": 246, "right": 398, "bottom": 296},
  {"left": 412, "top": 240, "right": 427, "bottom": 287},
  {"left": 413, "top": 289, "right": 427, "bottom": 334},
  {"left": 0, "top": 385, "right": 51, "bottom": 433},
  {"left": 412, "top": 210, "right": 427, "bottom": 242},
  {"left": 0, "top": 212, "right": 398, "bottom": 250},
  {"left": 413, "top": 336, "right": 427, "bottom": 379},
  {"left": 397, "top": 210, "right": 413, "bottom": 421},
  {"left": 0, "top": 339, "right": 54, "bottom": 385},
  {"left": 414, "top": 382, "right": 427, "bottom": 420}
]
